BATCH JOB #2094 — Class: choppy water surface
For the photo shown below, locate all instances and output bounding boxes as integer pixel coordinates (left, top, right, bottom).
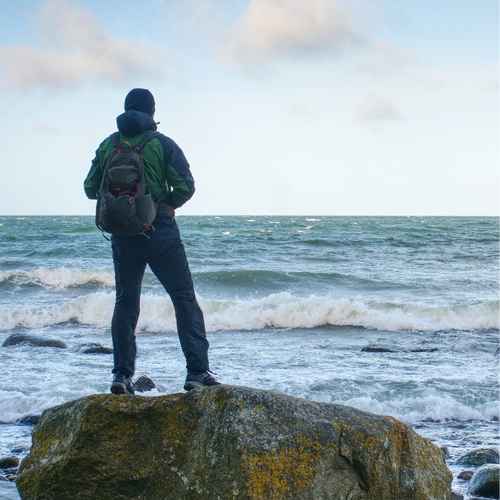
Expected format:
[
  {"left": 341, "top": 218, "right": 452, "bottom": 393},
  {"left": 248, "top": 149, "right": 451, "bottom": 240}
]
[{"left": 0, "top": 216, "right": 498, "bottom": 498}]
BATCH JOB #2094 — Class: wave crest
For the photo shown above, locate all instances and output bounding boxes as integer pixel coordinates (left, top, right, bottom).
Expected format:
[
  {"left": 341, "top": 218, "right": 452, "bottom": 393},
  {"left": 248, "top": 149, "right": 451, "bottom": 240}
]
[
  {"left": 0, "top": 268, "right": 115, "bottom": 288},
  {"left": 0, "top": 292, "right": 497, "bottom": 333}
]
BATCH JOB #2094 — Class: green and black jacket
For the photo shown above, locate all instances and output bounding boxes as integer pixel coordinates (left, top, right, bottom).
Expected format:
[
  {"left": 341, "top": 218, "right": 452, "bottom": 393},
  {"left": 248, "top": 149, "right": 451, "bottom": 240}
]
[{"left": 84, "top": 110, "right": 195, "bottom": 210}]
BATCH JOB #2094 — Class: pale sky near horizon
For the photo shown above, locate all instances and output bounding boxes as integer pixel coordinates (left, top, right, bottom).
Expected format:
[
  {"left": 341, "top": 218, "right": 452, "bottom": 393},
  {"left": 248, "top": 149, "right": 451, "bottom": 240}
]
[{"left": 0, "top": 0, "right": 498, "bottom": 216}]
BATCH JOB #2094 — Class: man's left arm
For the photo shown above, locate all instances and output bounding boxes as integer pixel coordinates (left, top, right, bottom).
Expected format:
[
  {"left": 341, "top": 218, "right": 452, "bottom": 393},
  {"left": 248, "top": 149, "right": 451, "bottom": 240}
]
[{"left": 160, "top": 137, "right": 196, "bottom": 209}]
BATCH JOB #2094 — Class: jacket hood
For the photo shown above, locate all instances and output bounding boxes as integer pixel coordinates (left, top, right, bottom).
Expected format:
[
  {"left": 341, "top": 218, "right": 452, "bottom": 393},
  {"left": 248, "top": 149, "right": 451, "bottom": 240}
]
[{"left": 116, "top": 110, "right": 157, "bottom": 136}]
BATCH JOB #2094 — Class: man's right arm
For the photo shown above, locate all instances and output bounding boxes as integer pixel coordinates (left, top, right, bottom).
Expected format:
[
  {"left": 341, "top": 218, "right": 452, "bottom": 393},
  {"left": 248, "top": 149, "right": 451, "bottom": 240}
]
[{"left": 84, "top": 140, "right": 109, "bottom": 200}]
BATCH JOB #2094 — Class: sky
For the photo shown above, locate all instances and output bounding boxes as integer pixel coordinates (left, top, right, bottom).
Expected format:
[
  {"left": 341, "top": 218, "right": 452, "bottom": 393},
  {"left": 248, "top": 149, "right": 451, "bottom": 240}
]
[{"left": 0, "top": 0, "right": 498, "bottom": 216}]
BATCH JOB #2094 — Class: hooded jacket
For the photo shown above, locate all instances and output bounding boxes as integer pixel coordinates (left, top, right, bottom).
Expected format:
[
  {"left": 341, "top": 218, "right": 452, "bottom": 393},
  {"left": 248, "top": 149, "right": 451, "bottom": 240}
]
[{"left": 84, "top": 110, "right": 195, "bottom": 211}]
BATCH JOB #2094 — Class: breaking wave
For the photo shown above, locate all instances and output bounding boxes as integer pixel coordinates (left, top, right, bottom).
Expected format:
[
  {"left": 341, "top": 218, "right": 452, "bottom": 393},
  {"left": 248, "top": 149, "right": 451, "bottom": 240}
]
[
  {"left": 0, "top": 292, "right": 497, "bottom": 333},
  {"left": 0, "top": 268, "right": 115, "bottom": 288}
]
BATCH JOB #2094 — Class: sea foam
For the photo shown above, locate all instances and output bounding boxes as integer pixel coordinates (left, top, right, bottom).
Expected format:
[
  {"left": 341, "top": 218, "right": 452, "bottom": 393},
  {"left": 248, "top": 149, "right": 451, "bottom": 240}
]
[
  {"left": 0, "top": 268, "right": 115, "bottom": 288},
  {"left": 0, "top": 291, "right": 497, "bottom": 333},
  {"left": 329, "top": 394, "right": 500, "bottom": 423}
]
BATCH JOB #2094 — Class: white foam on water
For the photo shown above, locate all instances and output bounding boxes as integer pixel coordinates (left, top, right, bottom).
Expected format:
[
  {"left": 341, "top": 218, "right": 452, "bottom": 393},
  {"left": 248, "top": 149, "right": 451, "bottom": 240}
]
[
  {"left": 330, "top": 394, "right": 500, "bottom": 424},
  {"left": 0, "top": 390, "right": 68, "bottom": 423},
  {"left": 135, "top": 294, "right": 177, "bottom": 332},
  {"left": 0, "top": 292, "right": 116, "bottom": 330},
  {"left": 0, "top": 291, "right": 498, "bottom": 332},
  {"left": 0, "top": 268, "right": 115, "bottom": 288},
  {"left": 201, "top": 293, "right": 499, "bottom": 332},
  {"left": 0, "top": 292, "right": 176, "bottom": 331}
]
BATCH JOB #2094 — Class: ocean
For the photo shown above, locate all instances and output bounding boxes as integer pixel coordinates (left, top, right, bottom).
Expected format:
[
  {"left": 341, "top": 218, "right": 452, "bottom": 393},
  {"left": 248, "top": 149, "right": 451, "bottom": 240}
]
[{"left": 0, "top": 215, "right": 498, "bottom": 499}]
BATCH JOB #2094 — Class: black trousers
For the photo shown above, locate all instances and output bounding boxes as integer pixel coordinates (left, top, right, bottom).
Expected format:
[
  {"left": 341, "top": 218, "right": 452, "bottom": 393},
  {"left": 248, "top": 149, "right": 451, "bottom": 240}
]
[{"left": 110, "top": 217, "right": 209, "bottom": 377}]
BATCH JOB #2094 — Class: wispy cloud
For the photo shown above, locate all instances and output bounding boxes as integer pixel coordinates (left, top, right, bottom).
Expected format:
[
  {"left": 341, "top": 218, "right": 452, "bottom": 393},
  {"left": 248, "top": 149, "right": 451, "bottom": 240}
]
[
  {"left": 483, "top": 76, "right": 499, "bottom": 93},
  {"left": 223, "top": 0, "right": 363, "bottom": 66},
  {"left": 33, "top": 122, "right": 60, "bottom": 134},
  {"left": 0, "top": 0, "right": 175, "bottom": 93},
  {"left": 355, "top": 40, "right": 418, "bottom": 76},
  {"left": 354, "top": 93, "right": 403, "bottom": 122},
  {"left": 170, "top": 0, "right": 226, "bottom": 36},
  {"left": 285, "top": 103, "right": 317, "bottom": 117}
]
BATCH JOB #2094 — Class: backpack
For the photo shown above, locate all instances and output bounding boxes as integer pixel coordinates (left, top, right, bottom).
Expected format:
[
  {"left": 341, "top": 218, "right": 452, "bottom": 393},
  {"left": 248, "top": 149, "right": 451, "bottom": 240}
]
[{"left": 96, "top": 130, "right": 160, "bottom": 238}]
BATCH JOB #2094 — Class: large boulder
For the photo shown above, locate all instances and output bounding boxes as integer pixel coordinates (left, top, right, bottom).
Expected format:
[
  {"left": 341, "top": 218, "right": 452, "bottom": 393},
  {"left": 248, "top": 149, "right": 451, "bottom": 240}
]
[{"left": 17, "top": 385, "right": 452, "bottom": 500}]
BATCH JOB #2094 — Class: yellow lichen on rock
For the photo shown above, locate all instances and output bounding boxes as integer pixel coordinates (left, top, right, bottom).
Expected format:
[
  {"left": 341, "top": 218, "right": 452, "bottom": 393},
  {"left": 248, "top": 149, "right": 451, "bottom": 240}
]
[{"left": 243, "top": 445, "right": 322, "bottom": 500}]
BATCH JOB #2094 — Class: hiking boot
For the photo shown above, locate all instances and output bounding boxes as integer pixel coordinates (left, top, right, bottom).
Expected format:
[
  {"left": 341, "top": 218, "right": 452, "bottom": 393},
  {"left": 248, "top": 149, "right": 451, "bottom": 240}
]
[
  {"left": 111, "top": 372, "right": 135, "bottom": 395},
  {"left": 184, "top": 371, "right": 221, "bottom": 391}
]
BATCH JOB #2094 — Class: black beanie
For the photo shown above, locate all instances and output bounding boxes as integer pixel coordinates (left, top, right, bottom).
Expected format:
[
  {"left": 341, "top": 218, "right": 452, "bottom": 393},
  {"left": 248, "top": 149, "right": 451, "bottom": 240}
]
[{"left": 124, "top": 88, "right": 155, "bottom": 116}]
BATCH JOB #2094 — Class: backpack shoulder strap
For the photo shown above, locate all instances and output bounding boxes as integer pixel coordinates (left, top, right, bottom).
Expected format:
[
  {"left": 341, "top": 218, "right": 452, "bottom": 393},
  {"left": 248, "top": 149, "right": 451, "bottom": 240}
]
[
  {"left": 110, "top": 132, "right": 121, "bottom": 149},
  {"left": 136, "top": 131, "right": 161, "bottom": 152}
]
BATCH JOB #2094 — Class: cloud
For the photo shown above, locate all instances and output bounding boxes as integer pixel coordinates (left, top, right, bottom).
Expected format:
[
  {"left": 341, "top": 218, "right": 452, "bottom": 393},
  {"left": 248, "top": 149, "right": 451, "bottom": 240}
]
[
  {"left": 355, "top": 40, "right": 418, "bottom": 76},
  {"left": 33, "top": 122, "right": 60, "bottom": 134},
  {"left": 353, "top": 93, "right": 402, "bottom": 122},
  {"left": 224, "top": 0, "right": 363, "bottom": 66},
  {"left": 285, "top": 103, "right": 317, "bottom": 117},
  {"left": 484, "top": 76, "right": 499, "bottom": 93},
  {"left": 170, "top": 0, "right": 226, "bottom": 36},
  {"left": 0, "top": 0, "right": 174, "bottom": 92}
]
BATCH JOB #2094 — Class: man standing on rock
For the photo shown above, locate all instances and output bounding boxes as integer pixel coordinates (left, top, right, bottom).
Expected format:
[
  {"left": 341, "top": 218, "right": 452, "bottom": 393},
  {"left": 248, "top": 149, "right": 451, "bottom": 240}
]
[{"left": 84, "top": 88, "right": 220, "bottom": 394}]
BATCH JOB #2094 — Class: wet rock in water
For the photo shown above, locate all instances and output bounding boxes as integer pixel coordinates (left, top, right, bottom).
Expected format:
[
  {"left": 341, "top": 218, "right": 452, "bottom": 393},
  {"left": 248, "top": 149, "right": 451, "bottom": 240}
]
[
  {"left": 0, "top": 457, "right": 19, "bottom": 469},
  {"left": 457, "top": 469, "right": 475, "bottom": 480},
  {"left": 17, "top": 385, "right": 452, "bottom": 500},
  {"left": 10, "top": 447, "right": 28, "bottom": 454},
  {"left": 361, "top": 346, "right": 395, "bottom": 352},
  {"left": 440, "top": 446, "right": 450, "bottom": 458},
  {"left": 133, "top": 375, "right": 155, "bottom": 393},
  {"left": 494, "top": 347, "right": 499, "bottom": 356},
  {"left": 455, "top": 447, "right": 500, "bottom": 467},
  {"left": 2, "top": 333, "right": 68, "bottom": 349},
  {"left": 361, "top": 346, "right": 438, "bottom": 353},
  {"left": 468, "top": 464, "right": 500, "bottom": 499},
  {"left": 450, "top": 492, "right": 464, "bottom": 500},
  {"left": 16, "top": 414, "right": 40, "bottom": 425},
  {"left": 80, "top": 343, "right": 113, "bottom": 354},
  {"left": 0, "top": 475, "right": 8, "bottom": 481}
]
